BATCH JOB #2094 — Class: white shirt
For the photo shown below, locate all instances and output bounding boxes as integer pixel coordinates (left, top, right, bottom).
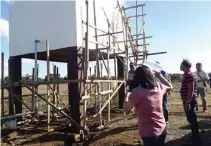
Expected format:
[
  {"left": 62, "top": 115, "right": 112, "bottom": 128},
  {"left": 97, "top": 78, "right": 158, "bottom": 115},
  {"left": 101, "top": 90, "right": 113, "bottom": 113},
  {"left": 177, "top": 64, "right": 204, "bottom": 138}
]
[{"left": 194, "top": 70, "right": 209, "bottom": 88}]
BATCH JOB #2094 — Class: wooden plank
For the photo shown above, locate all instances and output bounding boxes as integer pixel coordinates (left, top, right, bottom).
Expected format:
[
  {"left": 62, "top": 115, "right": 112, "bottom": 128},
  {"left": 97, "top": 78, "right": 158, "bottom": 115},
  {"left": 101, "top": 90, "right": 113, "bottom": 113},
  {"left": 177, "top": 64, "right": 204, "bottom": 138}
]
[
  {"left": 124, "top": 4, "right": 145, "bottom": 10},
  {"left": 1, "top": 52, "right": 4, "bottom": 116}
]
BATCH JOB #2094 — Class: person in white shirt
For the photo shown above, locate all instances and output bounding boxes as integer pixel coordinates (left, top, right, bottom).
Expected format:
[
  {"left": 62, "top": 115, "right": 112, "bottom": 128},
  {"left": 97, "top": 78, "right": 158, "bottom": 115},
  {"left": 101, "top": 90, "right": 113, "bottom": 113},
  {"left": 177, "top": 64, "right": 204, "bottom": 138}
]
[{"left": 195, "top": 63, "right": 209, "bottom": 112}]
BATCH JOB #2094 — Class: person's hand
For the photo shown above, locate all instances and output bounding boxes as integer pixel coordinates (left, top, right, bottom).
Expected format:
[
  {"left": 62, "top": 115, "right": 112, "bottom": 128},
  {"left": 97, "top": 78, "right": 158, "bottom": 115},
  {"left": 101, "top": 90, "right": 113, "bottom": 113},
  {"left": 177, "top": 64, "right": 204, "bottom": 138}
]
[
  {"left": 155, "top": 71, "right": 162, "bottom": 78},
  {"left": 185, "top": 103, "right": 190, "bottom": 113}
]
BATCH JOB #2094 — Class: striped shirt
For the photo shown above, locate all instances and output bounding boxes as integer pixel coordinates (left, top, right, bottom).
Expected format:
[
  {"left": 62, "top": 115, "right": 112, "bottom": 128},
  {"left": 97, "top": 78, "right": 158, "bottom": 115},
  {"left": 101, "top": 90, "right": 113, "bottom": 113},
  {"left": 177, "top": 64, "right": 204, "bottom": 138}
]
[{"left": 180, "top": 71, "right": 197, "bottom": 101}]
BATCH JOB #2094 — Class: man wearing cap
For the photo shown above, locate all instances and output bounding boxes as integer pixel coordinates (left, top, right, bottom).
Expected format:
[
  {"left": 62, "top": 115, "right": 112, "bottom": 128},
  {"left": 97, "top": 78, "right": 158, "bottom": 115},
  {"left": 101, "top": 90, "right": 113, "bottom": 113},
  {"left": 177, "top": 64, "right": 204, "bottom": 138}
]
[{"left": 195, "top": 63, "right": 209, "bottom": 112}]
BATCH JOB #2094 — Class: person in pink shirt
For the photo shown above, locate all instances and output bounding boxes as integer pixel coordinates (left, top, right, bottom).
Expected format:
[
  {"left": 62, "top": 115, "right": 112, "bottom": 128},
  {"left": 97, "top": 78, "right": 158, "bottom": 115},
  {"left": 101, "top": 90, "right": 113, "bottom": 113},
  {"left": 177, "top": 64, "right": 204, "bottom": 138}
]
[{"left": 123, "top": 65, "right": 173, "bottom": 146}]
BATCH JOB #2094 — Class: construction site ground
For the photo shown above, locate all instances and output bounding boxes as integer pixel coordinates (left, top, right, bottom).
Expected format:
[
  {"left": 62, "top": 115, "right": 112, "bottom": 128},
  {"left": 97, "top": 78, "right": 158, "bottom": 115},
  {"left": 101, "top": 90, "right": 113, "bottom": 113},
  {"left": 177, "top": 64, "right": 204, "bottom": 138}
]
[{"left": 1, "top": 82, "right": 211, "bottom": 146}]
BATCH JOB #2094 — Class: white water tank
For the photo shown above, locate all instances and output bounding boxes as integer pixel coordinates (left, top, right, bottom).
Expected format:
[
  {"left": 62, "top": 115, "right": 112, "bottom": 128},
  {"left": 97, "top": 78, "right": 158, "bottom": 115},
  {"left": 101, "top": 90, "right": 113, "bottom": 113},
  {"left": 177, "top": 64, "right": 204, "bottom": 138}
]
[{"left": 9, "top": 0, "right": 125, "bottom": 57}]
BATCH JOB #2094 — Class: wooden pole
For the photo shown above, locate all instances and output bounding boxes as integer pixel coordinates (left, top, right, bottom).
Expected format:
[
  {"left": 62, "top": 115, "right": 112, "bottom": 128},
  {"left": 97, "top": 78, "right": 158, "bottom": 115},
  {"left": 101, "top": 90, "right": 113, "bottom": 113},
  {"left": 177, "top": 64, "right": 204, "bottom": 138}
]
[
  {"left": 89, "top": 67, "right": 91, "bottom": 93},
  {"left": 107, "top": 18, "right": 111, "bottom": 122},
  {"left": 46, "top": 39, "right": 51, "bottom": 131},
  {"left": 34, "top": 40, "right": 40, "bottom": 112},
  {"left": 94, "top": 65, "right": 97, "bottom": 109},
  {"left": 35, "top": 64, "right": 39, "bottom": 114},
  {"left": 21, "top": 81, "right": 87, "bottom": 132},
  {"left": 8, "top": 58, "right": 16, "bottom": 115},
  {"left": 56, "top": 67, "right": 59, "bottom": 115},
  {"left": 136, "top": 0, "right": 138, "bottom": 65},
  {"left": 98, "top": 83, "right": 102, "bottom": 126},
  {"left": 52, "top": 64, "right": 56, "bottom": 119},
  {"left": 32, "top": 68, "right": 35, "bottom": 111},
  {"left": 1, "top": 52, "right": 4, "bottom": 116},
  {"left": 93, "top": 0, "right": 101, "bottom": 116}
]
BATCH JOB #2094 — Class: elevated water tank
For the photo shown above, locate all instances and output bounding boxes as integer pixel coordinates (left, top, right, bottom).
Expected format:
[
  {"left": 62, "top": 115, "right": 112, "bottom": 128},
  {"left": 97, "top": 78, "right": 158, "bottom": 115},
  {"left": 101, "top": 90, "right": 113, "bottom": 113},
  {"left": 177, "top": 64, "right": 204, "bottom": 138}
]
[{"left": 9, "top": 0, "right": 125, "bottom": 58}]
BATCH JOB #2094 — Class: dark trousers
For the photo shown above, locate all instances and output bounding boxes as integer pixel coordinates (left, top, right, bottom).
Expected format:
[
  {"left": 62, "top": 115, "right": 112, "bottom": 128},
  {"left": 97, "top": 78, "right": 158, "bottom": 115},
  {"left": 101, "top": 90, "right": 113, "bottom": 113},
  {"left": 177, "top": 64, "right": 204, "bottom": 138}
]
[
  {"left": 162, "top": 94, "right": 168, "bottom": 122},
  {"left": 183, "top": 100, "right": 200, "bottom": 146},
  {"left": 142, "top": 133, "right": 166, "bottom": 146}
]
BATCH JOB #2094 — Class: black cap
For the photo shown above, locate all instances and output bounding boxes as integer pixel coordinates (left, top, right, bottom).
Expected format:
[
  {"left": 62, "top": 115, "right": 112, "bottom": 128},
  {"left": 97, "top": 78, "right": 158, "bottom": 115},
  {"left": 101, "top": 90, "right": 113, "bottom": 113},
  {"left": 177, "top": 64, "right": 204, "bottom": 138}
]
[{"left": 182, "top": 59, "right": 192, "bottom": 69}]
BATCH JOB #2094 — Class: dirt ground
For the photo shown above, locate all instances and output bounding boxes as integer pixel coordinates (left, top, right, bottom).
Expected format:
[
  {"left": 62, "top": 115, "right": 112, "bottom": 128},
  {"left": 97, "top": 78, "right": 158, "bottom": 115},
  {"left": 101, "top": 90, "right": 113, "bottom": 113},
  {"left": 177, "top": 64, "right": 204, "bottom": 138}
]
[{"left": 1, "top": 83, "right": 211, "bottom": 146}]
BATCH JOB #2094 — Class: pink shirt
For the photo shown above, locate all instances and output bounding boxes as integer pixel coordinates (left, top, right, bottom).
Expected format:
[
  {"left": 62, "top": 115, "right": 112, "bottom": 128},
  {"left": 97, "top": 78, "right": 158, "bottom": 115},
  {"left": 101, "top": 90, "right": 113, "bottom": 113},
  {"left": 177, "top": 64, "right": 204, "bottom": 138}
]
[{"left": 128, "top": 82, "right": 167, "bottom": 137}]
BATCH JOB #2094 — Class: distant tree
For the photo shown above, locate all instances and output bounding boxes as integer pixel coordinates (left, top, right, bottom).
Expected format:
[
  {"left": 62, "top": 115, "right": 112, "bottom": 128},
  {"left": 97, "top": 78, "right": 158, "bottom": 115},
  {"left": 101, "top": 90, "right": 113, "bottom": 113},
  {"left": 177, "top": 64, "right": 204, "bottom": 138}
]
[
  {"left": 110, "top": 76, "right": 116, "bottom": 80},
  {"left": 102, "top": 76, "right": 108, "bottom": 80},
  {"left": 22, "top": 74, "right": 33, "bottom": 82},
  {"left": 37, "top": 77, "right": 44, "bottom": 81},
  {"left": 63, "top": 76, "right": 68, "bottom": 80},
  {"left": 169, "top": 73, "right": 182, "bottom": 82},
  {"left": 44, "top": 74, "right": 54, "bottom": 81}
]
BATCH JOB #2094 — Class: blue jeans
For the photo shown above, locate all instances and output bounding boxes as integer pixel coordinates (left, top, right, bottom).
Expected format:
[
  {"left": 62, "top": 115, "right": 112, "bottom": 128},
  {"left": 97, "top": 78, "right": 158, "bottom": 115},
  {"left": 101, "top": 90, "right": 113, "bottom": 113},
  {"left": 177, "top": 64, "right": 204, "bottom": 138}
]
[
  {"left": 142, "top": 133, "right": 166, "bottom": 146},
  {"left": 162, "top": 94, "right": 168, "bottom": 122}
]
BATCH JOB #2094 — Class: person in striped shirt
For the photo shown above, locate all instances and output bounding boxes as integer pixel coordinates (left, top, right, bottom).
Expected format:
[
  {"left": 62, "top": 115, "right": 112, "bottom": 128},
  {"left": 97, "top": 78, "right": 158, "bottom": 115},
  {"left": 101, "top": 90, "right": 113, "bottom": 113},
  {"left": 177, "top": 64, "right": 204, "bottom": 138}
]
[{"left": 180, "top": 59, "right": 200, "bottom": 146}]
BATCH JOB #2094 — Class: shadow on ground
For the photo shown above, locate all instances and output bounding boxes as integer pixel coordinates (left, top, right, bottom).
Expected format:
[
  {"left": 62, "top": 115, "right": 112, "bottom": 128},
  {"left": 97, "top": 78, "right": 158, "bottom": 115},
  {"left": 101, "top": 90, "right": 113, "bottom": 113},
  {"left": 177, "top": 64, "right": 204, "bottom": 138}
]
[
  {"left": 166, "top": 129, "right": 211, "bottom": 146},
  {"left": 84, "top": 125, "right": 138, "bottom": 145},
  {"left": 6, "top": 125, "right": 137, "bottom": 146},
  {"left": 166, "top": 120, "right": 211, "bottom": 146},
  {"left": 179, "top": 120, "right": 211, "bottom": 130}
]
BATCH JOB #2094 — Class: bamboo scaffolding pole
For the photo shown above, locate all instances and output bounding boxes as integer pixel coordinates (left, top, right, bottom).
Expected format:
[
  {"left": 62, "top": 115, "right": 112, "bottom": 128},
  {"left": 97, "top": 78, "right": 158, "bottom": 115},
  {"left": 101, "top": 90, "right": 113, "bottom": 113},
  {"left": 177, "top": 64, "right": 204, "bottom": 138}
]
[
  {"left": 35, "top": 64, "right": 39, "bottom": 113},
  {"left": 124, "top": 4, "right": 145, "bottom": 10},
  {"left": 20, "top": 81, "right": 87, "bottom": 132},
  {"left": 101, "top": 7, "right": 130, "bottom": 59},
  {"left": 117, "top": 1, "right": 135, "bottom": 66},
  {"left": 137, "top": 43, "right": 149, "bottom": 47},
  {"left": 94, "top": 65, "right": 97, "bottom": 109},
  {"left": 9, "top": 60, "right": 16, "bottom": 115},
  {"left": 112, "top": 22, "right": 117, "bottom": 80},
  {"left": 100, "top": 63, "right": 103, "bottom": 78},
  {"left": 93, "top": 0, "right": 98, "bottom": 81},
  {"left": 83, "top": 0, "right": 89, "bottom": 129},
  {"left": 52, "top": 64, "right": 56, "bottom": 119},
  {"left": 13, "top": 95, "right": 32, "bottom": 112},
  {"left": 120, "top": 6, "right": 135, "bottom": 52},
  {"left": 106, "top": 16, "right": 111, "bottom": 122},
  {"left": 136, "top": 0, "right": 138, "bottom": 54},
  {"left": 32, "top": 68, "right": 35, "bottom": 111},
  {"left": 142, "top": 5, "right": 147, "bottom": 61},
  {"left": 93, "top": 0, "right": 102, "bottom": 126},
  {"left": 90, "top": 90, "right": 113, "bottom": 96},
  {"left": 93, "top": 81, "right": 125, "bottom": 118},
  {"left": 15, "top": 94, "right": 48, "bottom": 97},
  {"left": 98, "top": 82, "right": 102, "bottom": 126},
  {"left": 88, "top": 40, "right": 118, "bottom": 50},
  {"left": 127, "top": 14, "right": 146, "bottom": 19},
  {"left": 1, "top": 112, "right": 34, "bottom": 121},
  {"left": 99, "top": 51, "right": 109, "bottom": 74},
  {"left": 55, "top": 93, "right": 71, "bottom": 114},
  {"left": 1, "top": 52, "right": 4, "bottom": 116},
  {"left": 34, "top": 40, "right": 40, "bottom": 112},
  {"left": 129, "top": 51, "right": 167, "bottom": 58},
  {"left": 56, "top": 67, "right": 59, "bottom": 115},
  {"left": 82, "top": 21, "right": 107, "bottom": 34},
  {"left": 116, "top": 36, "right": 152, "bottom": 43},
  {"left": 93, "top": 0, "right": 100, "bottom": 110},
  {"left": 94, "top": 31, "right": 123, "bottom": 37},
  {"left": 46, "top": 39, "right": 51, "bottom": 131}
]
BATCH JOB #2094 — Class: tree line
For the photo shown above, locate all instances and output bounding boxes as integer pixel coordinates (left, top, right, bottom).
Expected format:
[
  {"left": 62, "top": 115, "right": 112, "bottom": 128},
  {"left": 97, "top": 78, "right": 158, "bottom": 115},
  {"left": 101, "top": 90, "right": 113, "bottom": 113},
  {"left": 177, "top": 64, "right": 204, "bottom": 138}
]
[{"left": 2, "top": 73, "right": 211, "bottom": 84}]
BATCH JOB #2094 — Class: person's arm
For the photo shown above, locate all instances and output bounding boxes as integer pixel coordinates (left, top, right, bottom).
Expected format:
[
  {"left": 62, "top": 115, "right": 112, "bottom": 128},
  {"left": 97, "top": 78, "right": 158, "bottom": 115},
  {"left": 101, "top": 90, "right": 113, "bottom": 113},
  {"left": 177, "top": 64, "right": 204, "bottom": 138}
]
[
  {"left": 187, "top": 81, "right": 194, "bottom": 102},
  {"left": 123, "top": 91, "right": 136, "bottom": 113},
  {"left": 203, "top": 71, "right": 209, "bottom": 82},
  {"left": 155, "top": 72, "right": 173, "bottom": 93}
]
